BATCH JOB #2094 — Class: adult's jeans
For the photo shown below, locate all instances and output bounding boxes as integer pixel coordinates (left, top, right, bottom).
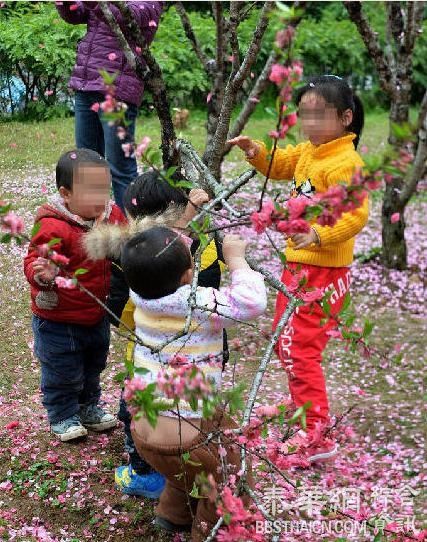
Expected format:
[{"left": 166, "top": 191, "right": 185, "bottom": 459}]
[{"left": 74, "top": 90, "right": 138, "bottom": 211}]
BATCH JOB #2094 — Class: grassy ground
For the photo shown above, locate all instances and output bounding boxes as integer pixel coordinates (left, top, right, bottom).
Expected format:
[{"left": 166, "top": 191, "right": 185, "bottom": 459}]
[{"left": 0, "top": 110, "right": 425, "bottom": 542}]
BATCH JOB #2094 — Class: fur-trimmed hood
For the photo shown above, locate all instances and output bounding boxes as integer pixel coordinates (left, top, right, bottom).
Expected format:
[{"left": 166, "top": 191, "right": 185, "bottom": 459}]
[{"left": 83, "top": 204, "right": 185, "bottom": 260}]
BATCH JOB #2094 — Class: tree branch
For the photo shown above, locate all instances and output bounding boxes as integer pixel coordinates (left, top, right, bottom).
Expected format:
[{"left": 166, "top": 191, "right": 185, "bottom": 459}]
[
  {"left": 105, "top": 1, "right": 177, "bottom": 167},
  {"left": 399, "top": 89, "right": 427, "bottom": 207},
  {"left": 224, "top": 50, "right": 279, "bottom": 156},
  {"left": 403, "top": 1, "right": 425, "bottom": 55},
  {"left": 174, "top": 2, "right": 211, "bottom": 71},
  {"left": 345, "top": 1, "right": 394, "bottom": 96},
  {"left": 205, "top": 1, "right": 274, "bottom": 175}
]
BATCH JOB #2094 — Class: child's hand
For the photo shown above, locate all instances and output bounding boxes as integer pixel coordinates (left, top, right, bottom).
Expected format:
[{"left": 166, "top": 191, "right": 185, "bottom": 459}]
[
  {"left": 32, "top": 257, "right": 58, "bottom": 283},
  {"left": 222, "top": 234, "right": 250, "bottom": 272},
  {"left": 227, "top": 136, "right": 260, "bottom": 159},
  {"left": 290, "top": 228, "right": 320, "bottom": 250},
  {"left": 177, "top": 189, "right": 210, "bottom": 228},
  {"left": 188, "top": 188, "right": 209, "bottom": 209}
]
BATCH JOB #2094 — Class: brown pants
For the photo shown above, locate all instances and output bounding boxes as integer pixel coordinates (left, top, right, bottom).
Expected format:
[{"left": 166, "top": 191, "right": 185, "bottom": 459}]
[{"left": 132, "top": 411, "right": 252, "bottom": 542}]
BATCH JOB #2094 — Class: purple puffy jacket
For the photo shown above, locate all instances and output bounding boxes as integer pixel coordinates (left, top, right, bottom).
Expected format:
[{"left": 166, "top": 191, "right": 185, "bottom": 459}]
[{"left": 56, "top": 1, "right": 162, "bottom": 106}]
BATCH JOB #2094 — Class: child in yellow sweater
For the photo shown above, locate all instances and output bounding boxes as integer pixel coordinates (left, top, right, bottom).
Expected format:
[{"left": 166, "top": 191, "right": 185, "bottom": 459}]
[{"left": 229, "top": 75, "right": 368, "bottom": 462}]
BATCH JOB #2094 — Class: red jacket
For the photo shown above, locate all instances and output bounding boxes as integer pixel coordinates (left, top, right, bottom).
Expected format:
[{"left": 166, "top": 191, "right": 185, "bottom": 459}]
[{"left": 24, "top": 196, "right": 126, "bottom": 326}]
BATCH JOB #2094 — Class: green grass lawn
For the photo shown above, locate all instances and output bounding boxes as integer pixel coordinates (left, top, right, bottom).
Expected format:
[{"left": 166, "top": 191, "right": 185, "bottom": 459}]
[{"left": 0, "top": 106, "right": 392, "bottom": 173}]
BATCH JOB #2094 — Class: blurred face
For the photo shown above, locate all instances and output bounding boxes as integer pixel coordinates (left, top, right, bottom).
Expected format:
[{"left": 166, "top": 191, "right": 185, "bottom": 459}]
[
  {"left": 60, "top": 165, "right": 111, "bottom": 220},
  {"left": 298, "top": 92, "right": 353, "bottom": 146}
]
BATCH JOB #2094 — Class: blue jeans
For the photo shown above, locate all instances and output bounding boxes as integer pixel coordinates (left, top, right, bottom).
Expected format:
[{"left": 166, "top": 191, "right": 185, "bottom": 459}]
[
  {"left": 118, "top": 391, "right": 156, "bottom": 475},
  {"left": 32, "top": 315, "right": 110, "bottom": 424},
  {"left": 74, "top": 90, "right": 138, "bottom": 211}
]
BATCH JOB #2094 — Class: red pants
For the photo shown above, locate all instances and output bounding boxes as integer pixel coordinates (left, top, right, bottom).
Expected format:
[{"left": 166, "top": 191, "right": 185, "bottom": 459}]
[{"left": 273, "top": 263, "right": 351, "bottom": 431}]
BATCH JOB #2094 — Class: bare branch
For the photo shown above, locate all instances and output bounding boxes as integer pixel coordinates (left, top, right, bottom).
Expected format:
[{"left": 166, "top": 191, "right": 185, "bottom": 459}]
[
  {"left": 206, "top": 2, "right": 274, "bottom": 175},
  {"left": 98, "top": 3, "right": 141, "bottom": 76},
  {"left": 403, "top": 1, "right": 424, "bottom": 55},
  {"left": 345, "top": 1, "right": 394, "bottom": 96},
  {"left": 110, "top": 2, "right": 177, "bottom": 167},
  {"left": 213, "top": 1, "right": 226, "bottom": 78},
  {"left": 399, "top": 90, "right": 427, "bottom": 207},
  {"left": 174, "top": 2, "right": 211, "bottom": 71},
  {"left": 231, "top": 2, "right": 274, "bottom": 92},
  {"left": 229, "top": 2, "right": 242, "bottom": 75},
  {"left": 387, "top": 2, "right": 404, "bottom": 46},
  {"left": 224, "top": 50, "right": 279, "bottom": 155}
]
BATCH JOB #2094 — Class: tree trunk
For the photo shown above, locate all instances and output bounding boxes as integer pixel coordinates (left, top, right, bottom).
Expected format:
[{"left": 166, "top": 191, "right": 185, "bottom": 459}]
[
  {"left": 382, "top": 85, "right": 411, "bottom": 268},
  {"left": 381, "top": 177, "right": 407, "bottom": 270}
]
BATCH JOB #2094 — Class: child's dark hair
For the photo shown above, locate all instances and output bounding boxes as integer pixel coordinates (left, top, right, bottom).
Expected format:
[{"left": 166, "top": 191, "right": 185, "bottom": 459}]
[
  {"left": 123, "top": 171, "right": 188, "bottom": 219},
  {"left": 295, "top": 75, "right": 364, "bottom": 148},
  {"left": 56, "top": 149, "right": 109, "bottom": 190},
  {"left": 121, "top": 226, "right": 192, "bottom": 299}
]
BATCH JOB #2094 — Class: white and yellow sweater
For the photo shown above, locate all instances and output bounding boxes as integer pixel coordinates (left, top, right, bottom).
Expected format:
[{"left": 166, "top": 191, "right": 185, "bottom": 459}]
[{"left": 131, "top": 268, "right": 267, "bottom": 418}]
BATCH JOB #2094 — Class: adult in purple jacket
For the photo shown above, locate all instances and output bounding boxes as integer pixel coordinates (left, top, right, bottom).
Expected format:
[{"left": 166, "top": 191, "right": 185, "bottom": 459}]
[{"left": 56, "top": 1, "right": 162, "bottom": 210}]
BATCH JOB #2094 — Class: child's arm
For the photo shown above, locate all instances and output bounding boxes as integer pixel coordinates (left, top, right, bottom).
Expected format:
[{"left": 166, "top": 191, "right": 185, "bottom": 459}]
[
  {"left": 198, "top": 235, "right": 267, "bottom": 327},
  {"left": 228, "top": 135, "right": 308, "bottom": 181}
]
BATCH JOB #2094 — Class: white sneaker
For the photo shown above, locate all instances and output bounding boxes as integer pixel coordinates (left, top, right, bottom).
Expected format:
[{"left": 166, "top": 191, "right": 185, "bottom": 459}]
[
  {"left": 80, "top": 404, "right": 117, "bottom": 432},
  {"left": 51, "top": 415, "right": 88, "bottom": 442}
]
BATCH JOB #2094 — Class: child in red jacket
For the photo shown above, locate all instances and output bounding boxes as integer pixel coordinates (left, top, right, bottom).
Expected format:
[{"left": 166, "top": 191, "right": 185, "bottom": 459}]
[{"left": 24, "top": 149, "right": 126, "bottom": 441}]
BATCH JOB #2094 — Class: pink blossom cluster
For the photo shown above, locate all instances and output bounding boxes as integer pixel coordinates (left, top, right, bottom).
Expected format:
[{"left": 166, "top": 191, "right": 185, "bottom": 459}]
[
  {"left": 1, "top": 211, "right": 25, "bottom": 236},
  {"left": 275, "top": 25, "right": 295, "bottom": 48},
  {"left": 156, "top": 361, "right": 215, "bottom": 406},
  {"left": 123, "top": 377, "right": 147, "bottom": 404},
  {"left": 121, "top": 136, "right": 151, "bottom": 159},
  {"left": 268, "top": 60, "right": 303, "bottom": 139},
  {"left": 90, "top": 93, "right": 128, "bottom": 116},
  {"left": 251, "top": 174, "right": 369, "bottom": 236},
  {"left": 54, "top": 276, "right": 76, "bottom": 289},
  {"left": 216, "top": 487, "right": 265, "bottom": 542}
]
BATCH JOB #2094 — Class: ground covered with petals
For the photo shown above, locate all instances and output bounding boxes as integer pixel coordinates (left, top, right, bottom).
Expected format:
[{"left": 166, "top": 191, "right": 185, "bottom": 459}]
[{"left": 0, "top": 135, "right": 425, "bottom": 541}]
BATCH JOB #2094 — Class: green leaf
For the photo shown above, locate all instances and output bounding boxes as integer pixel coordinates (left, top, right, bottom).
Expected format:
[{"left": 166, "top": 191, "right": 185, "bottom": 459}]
[
  {"left": 113, "top": 371, "right": 127, "bottom": 384},
  {"left": 30, "top": 222, "right": 40, "bottom": 240},
  {"left": 390, "top": 122, "right": 413, "bottom": 141},
  {"left": 73, "top": 268, "right": 88, "bottom": 276},
  {"left": 321, "top": 299, "right": 331, "bottom": 317},
  {"left": 98, "top": 69, "right": 118, "bottom": 86},
  {"left": 264, "top": 106, "right": 276, "bottom": 117},
  {"left": 174, "top": 180, "right": 194, "bottom": 189},
  {"left": 189, "top": 396, "right": 198, "bottom": 411},
  {"left": 0, "top": 202, "right": 12, "bottom": 215},
  {"left": 263, "top": 134, "right": 273, "bottom": 150},
  {"left": 134, "top": 367, "right": 150, "bottom": 376},
  {"left": 189, "top": 481, "right": 204, "bottom": 499},
  {"left": 165, "top": 166, "right": 178, "bottom": 177},
  {"left": 279, "top": 252, "right": 287, "bottom": 266},
  {"left": 182, "top": 452, "right": 202, "bottom": 467},
  {"left": 288, "top": 401, "right": 312, "bottom": 427},
  {"left": 285, "top": 132, "right": 297, "bottom": 144},
  {"left": 341, "top": 292, "right": 351, "bottom": 312},
  {"left": 362, "top": 319, "right": 374, "bottom": 339},
  {"left": 47, "top": 237, "right": 61, "bottom": 248}
]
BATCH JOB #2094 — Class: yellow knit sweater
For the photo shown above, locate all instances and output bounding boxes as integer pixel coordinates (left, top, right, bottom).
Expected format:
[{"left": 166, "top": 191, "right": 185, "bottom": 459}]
[{"left": 248, "top": 133, "right": 368, "bottom": 267}]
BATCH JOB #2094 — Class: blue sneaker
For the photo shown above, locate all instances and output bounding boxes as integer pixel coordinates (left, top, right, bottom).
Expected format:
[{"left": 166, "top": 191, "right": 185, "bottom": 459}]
[{"left": 115, "top": 465, "right": 165, "bottom": 498}]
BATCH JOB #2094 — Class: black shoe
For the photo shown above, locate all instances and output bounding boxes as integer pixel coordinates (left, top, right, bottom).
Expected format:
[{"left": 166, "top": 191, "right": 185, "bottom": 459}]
[{"left": 154, "top": 516, "right": 192, "bottom": 533}]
